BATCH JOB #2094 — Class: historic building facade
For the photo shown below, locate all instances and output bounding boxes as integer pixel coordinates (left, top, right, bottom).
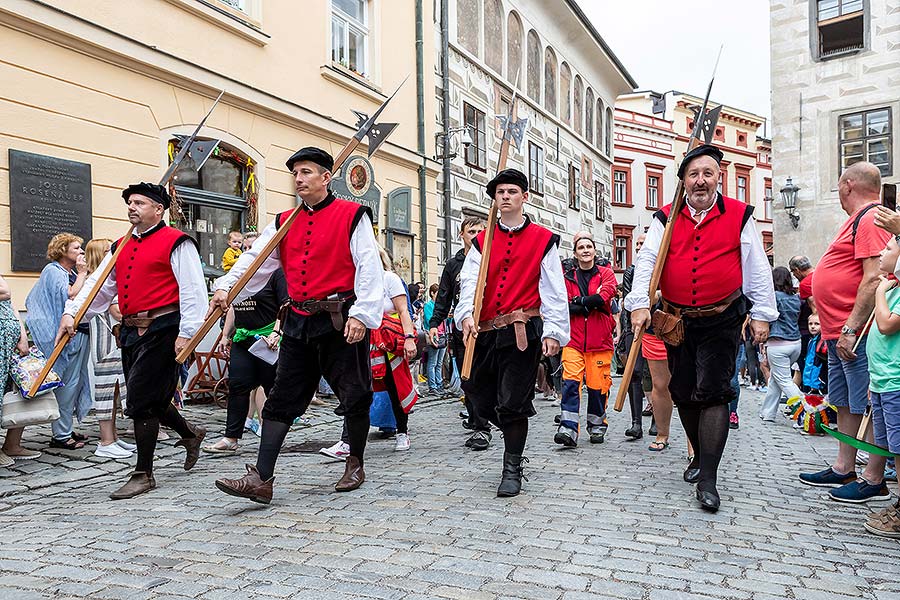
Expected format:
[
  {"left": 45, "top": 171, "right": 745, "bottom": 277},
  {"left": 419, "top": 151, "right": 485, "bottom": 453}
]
[
  {"left": 770, "top": 0, "right": 899, "bottom": 263},
  {"left": 612, "top": 90, "right": 773, "bottom": 272},
  {"left": 1, "top": 0, "right": 440, "bottom": 307},
  {"left": 434, "top": 0, "right": 636, "bottom": 268}
]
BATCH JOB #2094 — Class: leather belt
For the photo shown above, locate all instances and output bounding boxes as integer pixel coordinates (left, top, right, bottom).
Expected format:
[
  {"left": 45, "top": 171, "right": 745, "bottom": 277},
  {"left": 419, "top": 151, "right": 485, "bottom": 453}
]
[
  {"left": 285, "top": 294, "right": 355, "bottom": 332},
  {"left": 122, "top": 303, "right": 179, "bottom": 334},
  {"left": 661, "top": 289, "right": 741, "bottom": 319},
  {"left": 478, "top": 307, "right": 541, "bottom": 351}
]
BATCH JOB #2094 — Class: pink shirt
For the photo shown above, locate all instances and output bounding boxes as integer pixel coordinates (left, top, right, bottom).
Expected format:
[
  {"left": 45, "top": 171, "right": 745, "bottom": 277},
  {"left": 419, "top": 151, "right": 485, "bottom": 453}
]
[{"left": 813, "top": 203, "right": 891, "bottom": 340}]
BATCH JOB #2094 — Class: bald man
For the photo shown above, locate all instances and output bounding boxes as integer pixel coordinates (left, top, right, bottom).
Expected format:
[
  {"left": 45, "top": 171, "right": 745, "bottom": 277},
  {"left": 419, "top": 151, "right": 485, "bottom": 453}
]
[{"left": 800, "top": 162, "right": 892, "bottom": 504}]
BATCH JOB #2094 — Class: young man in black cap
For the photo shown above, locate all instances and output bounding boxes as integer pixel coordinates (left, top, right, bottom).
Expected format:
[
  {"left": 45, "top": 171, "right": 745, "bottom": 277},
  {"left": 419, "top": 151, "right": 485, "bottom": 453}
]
[
  {"left": 428, "top": 216, "right": 490, "bottom": 450},
  {"left": 625, "top": 144, "right": 776, "bottom": 512},
  {"left": 456, "top": 168, "right": 569, "bottom": 497},
  {"left": 211, "top": 146, "right": 384, "bottom": 504},
  {"left": 60, "top": 182, "right": 209, "bottom": 499}
]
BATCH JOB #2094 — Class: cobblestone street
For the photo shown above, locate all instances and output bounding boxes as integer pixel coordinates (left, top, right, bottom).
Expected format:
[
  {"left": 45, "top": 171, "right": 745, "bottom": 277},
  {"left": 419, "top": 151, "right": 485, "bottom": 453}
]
[{"left": 0, "top": 382, "right": 896, "bottom": 600}]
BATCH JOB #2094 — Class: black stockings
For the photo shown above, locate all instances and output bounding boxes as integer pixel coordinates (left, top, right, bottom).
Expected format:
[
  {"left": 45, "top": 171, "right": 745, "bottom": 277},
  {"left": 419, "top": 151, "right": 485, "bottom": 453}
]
[{"left": 679, "top": 403, "right": 730, "bottom": 492}]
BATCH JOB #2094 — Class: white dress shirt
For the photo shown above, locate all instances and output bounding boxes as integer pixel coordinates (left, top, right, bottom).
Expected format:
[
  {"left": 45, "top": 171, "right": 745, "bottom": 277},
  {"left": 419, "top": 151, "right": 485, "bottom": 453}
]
[
  {"left": 214, "top": 209, "right": 384, "bottom": 330},
  {"left": 624, "top": 199, "right": 778, "bottom": 322},
  {"left": 455, "top": 219, "right": 571, "bottom": 346},
  {"left": 65, "top": 224, "right": 208, "bottom": 339}
]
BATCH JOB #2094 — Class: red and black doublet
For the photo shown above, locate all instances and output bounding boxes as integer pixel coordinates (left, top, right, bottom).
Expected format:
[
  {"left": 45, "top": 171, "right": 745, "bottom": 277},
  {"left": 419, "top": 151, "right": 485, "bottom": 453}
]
[
  {"left": 261, "top": 194, "right": 374, "bottom": 426},
  {"left": 463, "top": 217, "right": 559, "bottom": 426},
  {"left": 656, "top": 194, "right": 754, "bottom": 408},
  {"left": 111, "top": 223, "right": 195, "bottom": 420}
]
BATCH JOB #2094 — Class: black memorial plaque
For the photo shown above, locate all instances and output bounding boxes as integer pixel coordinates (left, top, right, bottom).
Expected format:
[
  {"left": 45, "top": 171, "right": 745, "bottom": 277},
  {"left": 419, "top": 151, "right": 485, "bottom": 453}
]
[{"left": 9, "top": 150, "right": 92, "bottom": 272}]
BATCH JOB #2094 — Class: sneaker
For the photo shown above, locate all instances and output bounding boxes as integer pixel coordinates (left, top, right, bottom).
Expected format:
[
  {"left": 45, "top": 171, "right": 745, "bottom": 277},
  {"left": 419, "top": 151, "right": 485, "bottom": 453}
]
[
  {"left": 865, "top": 501, "right": 900, "bottom": 538},
  {"left": 319, "top": 441, "right": 350, "bottom": 460},
  {"left": 395, "top": 433, "right": 410, "bottom": 451},
  {"left": 291, "top": 416, "right": 311, "bottom": 429},
  {"left": 553, "top": 426, "right": 577, "bottom": 448},
  {"left": 115, "top": 440, "right": 137, "bottom": 452},
  {"left": 758, "top": 386, "right": 768, "bottom": 393},
  {"left": 0, "top": 451, "right": 14, "bottom": 468},
  {"left": 465, "top": 430, "right": 491, "bottom": 451},
  {"left": 799, "top": 467, "right": 857, "bottom": 487},
  {"left": 94, "top": 442, "right": 133, "bottom": 459},
  {"left": 829, "top": 479, "right": 890, "bottom": 504},
  {"left": 729, "top": 412, "right": 740, "bottom": 429}
]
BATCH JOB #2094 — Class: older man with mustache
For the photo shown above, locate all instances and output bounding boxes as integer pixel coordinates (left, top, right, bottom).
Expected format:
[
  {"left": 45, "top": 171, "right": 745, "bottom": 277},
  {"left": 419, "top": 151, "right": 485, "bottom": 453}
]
[{"left": 625, "top": 145, "right": 777, "bottom": 512}]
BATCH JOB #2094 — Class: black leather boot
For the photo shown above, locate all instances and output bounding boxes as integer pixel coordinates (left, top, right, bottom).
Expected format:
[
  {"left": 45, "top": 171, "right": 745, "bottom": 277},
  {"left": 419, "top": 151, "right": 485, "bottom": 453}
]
[
  {"left": 496, "top": 452, "right": 528, "bottom": 497},
  {"left": 625, "top": 421, "right": 643, "bottom": 440}
]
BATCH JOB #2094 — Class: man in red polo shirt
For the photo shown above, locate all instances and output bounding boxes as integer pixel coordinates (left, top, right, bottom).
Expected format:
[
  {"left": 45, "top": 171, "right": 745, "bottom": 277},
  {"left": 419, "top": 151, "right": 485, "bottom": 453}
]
[
  {"left": 456, "top": 168, "right": 569, "bottom": 498},
  {"left": 60, "top": 182, "right": 209, "bottom": 500},
  {"left": 627, "top": 144, "right": 776, "bottom": 512},
  {"left": 800, "top": 162, "right": 892, "bottom": 504},
  {"left": 211, "top": 147, "right": 384, "bottom": 504}
]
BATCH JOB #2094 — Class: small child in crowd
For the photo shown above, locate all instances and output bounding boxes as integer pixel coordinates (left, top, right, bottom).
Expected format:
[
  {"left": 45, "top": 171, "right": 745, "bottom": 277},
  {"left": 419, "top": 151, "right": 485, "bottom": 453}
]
[
  {"left": 802, "top": 314, "right": 827, "bottom": 394},
  {"left": 222, "top": 231, "right": 243, "bottom": 272},
  {"left": 864, "top": 236, "right": 900, "bottom": 539}
]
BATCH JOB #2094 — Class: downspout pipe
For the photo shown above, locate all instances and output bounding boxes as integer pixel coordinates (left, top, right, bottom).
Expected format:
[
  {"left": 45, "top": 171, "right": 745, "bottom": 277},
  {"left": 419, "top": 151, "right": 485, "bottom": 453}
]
[
  {"left": 415, "top": 0, "right": 428, "bottom": 284},
  {"left": 440, "top": 0, "right": 452, "bottom": 264}
]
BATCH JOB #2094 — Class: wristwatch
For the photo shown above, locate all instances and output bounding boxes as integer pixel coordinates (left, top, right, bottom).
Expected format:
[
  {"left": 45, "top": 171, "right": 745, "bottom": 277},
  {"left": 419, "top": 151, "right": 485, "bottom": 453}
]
[
  {"left": 404, "top": 333, "right": 416, "bottom": 339},
  {"left": 841, "top": 325, "right": 857, "bottom": 336}
]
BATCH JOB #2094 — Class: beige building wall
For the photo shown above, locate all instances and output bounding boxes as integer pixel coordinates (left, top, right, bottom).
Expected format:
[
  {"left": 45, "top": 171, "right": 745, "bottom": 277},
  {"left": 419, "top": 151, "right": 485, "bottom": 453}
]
[
  {"left": 770, "top": 0, "right": 900, "bottom": 264},
  {"left": 0, "top": 0, "right": 439, "bottom": 310}
]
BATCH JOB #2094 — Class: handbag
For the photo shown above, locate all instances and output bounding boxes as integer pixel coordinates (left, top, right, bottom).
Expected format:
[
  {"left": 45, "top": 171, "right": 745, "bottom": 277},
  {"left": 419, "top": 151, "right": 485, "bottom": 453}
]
[
  {"left": 651, "top": 310, "right": 684, "bottom": 347},
  {"left": 2, "top": 388, "right": 60, "bottom": 428}
]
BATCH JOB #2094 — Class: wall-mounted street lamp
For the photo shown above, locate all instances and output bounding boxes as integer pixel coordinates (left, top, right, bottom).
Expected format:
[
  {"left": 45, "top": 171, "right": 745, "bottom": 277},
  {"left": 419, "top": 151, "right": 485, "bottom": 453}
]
[
  {"left": 434, "top": 126, "right": 473, "bottom": 160},
  {"left": 780, "top": 177, "right": 801, "bottom": 230}
]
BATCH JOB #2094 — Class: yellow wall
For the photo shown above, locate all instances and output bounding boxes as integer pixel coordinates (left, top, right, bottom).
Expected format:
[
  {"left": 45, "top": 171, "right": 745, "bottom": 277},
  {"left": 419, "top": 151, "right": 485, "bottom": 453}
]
[{"left": 0, "top": 0, "right": 440, "bottom": 309}]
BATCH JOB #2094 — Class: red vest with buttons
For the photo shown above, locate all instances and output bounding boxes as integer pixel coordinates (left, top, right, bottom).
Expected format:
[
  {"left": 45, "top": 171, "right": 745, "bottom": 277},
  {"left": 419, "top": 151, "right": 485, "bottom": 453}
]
[
  {"left": 657, "top": 195, "right": 751, "bottom": 307},
  {"left": 277, "top": 196, "right": 368, "bottom": 313},
  {"left": 114, "top": 225, "right": 192, "bottom": 316},
  {"left": 473, "top": 217, "right": 557, "bottom": 322}
]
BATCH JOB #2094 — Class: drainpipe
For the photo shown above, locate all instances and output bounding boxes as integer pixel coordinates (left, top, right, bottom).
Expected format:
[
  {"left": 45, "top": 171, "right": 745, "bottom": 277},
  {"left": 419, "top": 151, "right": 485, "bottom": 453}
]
[
  {"left": 415, "top": 0, "right": 428, "bottom": 283},
  {"left": 440, "top": 0, "right": 452, "bottom": 264}
]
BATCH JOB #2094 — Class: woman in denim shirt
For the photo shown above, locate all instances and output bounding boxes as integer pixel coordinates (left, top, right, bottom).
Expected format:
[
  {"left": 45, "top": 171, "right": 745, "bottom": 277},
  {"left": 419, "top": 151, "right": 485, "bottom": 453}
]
[{"left": 759, "top": 267, "right": 804, "bottom": 421}]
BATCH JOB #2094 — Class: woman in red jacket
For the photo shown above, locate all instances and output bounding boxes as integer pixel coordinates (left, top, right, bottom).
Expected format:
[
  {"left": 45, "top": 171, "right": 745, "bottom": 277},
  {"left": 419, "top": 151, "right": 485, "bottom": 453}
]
[{"left": 555, "top": 232, "right": 619, "bottom": 447}]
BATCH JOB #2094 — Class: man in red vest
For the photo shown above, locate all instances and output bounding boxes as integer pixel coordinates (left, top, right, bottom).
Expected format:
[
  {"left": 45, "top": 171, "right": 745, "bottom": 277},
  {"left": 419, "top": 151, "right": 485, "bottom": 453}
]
[
  {"left": 211, "top": 147, "right": 384, "bottom": 504},
  {"left": 457, "top": 168, "right": 570, "bottom": 497},
  {"left": 60, "top": 182, "right": 209, "bottom": 499},
  {"left": 625, "top": 145, "right": 776, "bottom": 512},
  {"left": 556, "top": 231, "right": 618, "bottom": 447}
]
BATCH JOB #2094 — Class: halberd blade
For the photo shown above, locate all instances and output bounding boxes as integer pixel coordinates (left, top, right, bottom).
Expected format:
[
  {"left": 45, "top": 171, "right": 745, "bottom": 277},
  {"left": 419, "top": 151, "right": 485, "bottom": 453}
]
[
  {"left": 159, "top": 90, "right": 225, "bottom": 185},
  {"left": 700, "top": 106, "right": 722, "bottom": 145},
  {"left": 365, "top": 122, "right": 399, "bottom": 157}
]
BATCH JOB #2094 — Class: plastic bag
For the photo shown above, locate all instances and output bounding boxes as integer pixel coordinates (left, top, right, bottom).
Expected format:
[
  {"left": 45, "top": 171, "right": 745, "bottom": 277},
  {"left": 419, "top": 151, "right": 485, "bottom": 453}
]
[{"left": 10, "top": 348, "right": 64, "bottom": 398}]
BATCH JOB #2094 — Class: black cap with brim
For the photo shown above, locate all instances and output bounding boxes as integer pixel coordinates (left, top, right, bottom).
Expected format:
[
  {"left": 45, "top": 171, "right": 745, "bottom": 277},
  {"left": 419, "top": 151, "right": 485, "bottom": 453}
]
[
  {"left": 122, "top": 182, "right": 171, "bottom": 209},
  {"left": 677, "top": 144, "right": 724, "bottom": 179},
  {"left": 285, "top": 147, "right": 334, "bottom": 172},
  {"left": 486, "top": 168, "right": 529, "bottom": 198}
]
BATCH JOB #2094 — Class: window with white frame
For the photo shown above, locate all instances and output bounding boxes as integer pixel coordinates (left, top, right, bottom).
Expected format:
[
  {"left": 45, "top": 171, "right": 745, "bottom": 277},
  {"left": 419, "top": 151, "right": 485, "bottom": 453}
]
[
  {"left": 464, "top": 102, "right": 487, "bottom": 170},
  {"left": 647, "top": 174, "right": 660, "bottom": 209},
  {"left": 528, "top": 142, "right": 544, "bottom": 195},
  {"left": 569, "top": 163, "right": 581, "bottom": 210},
  {"left": 332, "top": 0, "right": 368, "bottom": 77},
  {"left": 840, "top": 107, "right": 892, "bottom": 176},
  {"left": 613, "top": 169, "right": 628, "bottom": 205},
  {"left": 737, "top": 175, "right": 748, "bottom": 202},
  {"left": 764, "top": 181, "right": 773, "bottom": 220},
  {"left": 615, "top": 236, "right": 628, "bottom": 270}
]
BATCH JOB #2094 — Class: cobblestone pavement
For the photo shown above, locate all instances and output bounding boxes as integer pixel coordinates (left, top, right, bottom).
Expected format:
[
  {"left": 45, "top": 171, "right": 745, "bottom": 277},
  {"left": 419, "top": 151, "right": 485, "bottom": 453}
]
[{"left": 0, "top": 381, "right": 897, "bottom": 600}]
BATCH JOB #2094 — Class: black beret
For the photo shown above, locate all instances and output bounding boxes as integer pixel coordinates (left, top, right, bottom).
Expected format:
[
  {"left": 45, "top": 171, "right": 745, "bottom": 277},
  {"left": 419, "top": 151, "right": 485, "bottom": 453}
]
[
  {"left": 285, "top": 147, "right": 334, "bottom": 172},
  {"left": 677, "top": 144, "right": 724, "bottom": 179},
  {"left": 122, "top": 182, "right": 171, "bottom": 209},
  {"left": 486, "top": 168, "right": 529, "bottom": 198}
]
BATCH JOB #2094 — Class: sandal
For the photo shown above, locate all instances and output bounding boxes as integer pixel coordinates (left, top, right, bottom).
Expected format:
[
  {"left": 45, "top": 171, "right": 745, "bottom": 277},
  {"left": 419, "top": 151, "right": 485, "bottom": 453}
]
[
  {"left": 202, "top": 439, "right": 239, "bottom": 455},
  {"left": 71, "top": 432, "right": 89, "bottom": 442},
  {"left": 648, "top": 440, "right": 670, "bottom": 452},
  {"left": 49, "top": 437, "right": 86, "bottom": 450}
]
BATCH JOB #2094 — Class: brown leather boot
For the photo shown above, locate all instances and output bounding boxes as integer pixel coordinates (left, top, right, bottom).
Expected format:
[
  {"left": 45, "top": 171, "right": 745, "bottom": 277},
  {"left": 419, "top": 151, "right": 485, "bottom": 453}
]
[
  {"left": 175, "top": 423, "right": 207, "bottom": 471},
  {"left": 215, "top": 464, "right": 274, "bottom": 504},
  {"left": 334, "top": 455, "right": 365, "bottom": 492},
  {"left": 109, "top": 471, "right": 156, "bottom": 500}
]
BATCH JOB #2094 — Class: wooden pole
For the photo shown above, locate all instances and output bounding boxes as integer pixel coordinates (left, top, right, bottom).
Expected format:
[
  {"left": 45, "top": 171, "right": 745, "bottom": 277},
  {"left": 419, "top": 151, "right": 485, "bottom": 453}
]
[{"left": 460, "top": 99, "right": 519, "bottom": 380}]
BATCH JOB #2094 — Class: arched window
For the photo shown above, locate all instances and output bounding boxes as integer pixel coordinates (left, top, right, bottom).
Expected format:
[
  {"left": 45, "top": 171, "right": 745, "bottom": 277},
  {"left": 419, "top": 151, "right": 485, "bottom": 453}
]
[
  {"left": 596, "top": 99, "right": 604, "bottom": 151},
  {"left": 573, "top": 75, "right": 583, "bottom": 136},
  {"left": 484, "top": 0, "right": 503, "bottom": 73},
  {"left": 606, "top": 106, "right": 614, "bottom": 155},
  {"left": 543, "top": 47, "right": 557, "bottom": 115},
  {"left": 585, "top": 88, "right": 594, "bottom": 145},
  {"left": 506, "top": 11, "right": 523, "bottom": 84},
  {"left": 560, "top": 62, "right": 572, "bottom": 125},
  {"left": 526, "top": 30, "right": 541, "bottom": 102},
  {"left": 170, "top": 140, "right": 258, "bottom": 274},
  {"left": 457, "top": 0, "right": 479, "bottom": 56}
]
